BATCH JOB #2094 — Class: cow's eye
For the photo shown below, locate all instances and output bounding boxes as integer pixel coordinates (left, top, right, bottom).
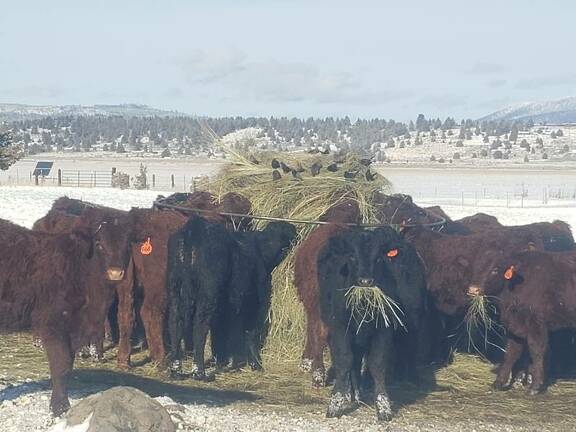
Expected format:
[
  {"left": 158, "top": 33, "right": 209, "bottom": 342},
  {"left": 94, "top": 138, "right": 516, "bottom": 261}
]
[{"left": 491, "top": 267, "right": 499, "bottom": 275}]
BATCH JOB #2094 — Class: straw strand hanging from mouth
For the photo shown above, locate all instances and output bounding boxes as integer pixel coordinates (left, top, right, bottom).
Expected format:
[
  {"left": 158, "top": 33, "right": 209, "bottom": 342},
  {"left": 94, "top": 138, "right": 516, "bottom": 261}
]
[{"left": 344, "top": 285, "right": 406, "bottom": 332}]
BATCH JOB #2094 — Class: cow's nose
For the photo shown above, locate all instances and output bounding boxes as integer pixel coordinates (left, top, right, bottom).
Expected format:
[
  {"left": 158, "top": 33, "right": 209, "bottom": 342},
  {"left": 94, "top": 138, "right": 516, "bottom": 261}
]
[
  {"left": 106, "top": 267, "right": 125, "bottom": 281},
  {"left": 358, "top": 278, "right": 375, "bottom": 287}
]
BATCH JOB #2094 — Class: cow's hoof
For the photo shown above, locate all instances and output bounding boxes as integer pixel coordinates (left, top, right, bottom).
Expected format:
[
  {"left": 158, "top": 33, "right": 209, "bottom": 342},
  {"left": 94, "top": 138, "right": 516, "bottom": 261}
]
[
  {"left": 326, "top": 392, "right": 356, "bottom": 418},
  {"left": 192, "top": 371, "right": 215, "bottom": 382},
  {"left": 527, "top": 386, "right": 543, "bottom": 396},
  {"left": 492, "top": 380, "right": 508, "bottom": 391},
  {"left": 375, "top": 394, "right": 393, "bottom": 422},
  {"left": 511, "top": 371, "right": 526, "bottom": 389},
  {"left": 117, "top": 361, "right": 131, "bottom": 370},
  {"left": 312, "top": 368, "right": 326, "bottom": 388},
  {"left": 50, "top": 398, "right": 70, "bottom": 418},
  {"left": 249, "top": 362, "right": 263, "bottom": 372},
  {"left": 299, "top": 358, "right": 312, "bottom": 372}
]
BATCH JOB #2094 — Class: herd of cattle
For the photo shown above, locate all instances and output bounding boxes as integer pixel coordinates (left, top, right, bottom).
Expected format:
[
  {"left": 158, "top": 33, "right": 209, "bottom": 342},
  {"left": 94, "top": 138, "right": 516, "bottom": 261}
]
[{"left": 0, "top": 190, "right": 575, "bottom": 422}]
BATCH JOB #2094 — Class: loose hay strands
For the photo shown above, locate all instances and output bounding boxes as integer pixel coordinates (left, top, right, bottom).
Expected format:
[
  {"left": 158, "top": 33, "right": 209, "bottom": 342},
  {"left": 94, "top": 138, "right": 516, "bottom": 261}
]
[
  {"left": 464, "top": 294, "right": 505, "bottom": 354},
  {"left": 344, "top": 286, "right": 406, "bottom": 332},
  {"left": 200, "top": 138, "right": 392, "bottom": 363}
]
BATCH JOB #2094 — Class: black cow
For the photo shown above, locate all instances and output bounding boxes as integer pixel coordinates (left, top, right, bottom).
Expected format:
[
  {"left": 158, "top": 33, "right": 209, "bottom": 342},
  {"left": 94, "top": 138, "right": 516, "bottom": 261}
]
[
  {"left": 167, "top": 217, "right": 296, "bottom": 379},
  {"left": 318, "top": 227, "right": 428, "bottom": 422}
]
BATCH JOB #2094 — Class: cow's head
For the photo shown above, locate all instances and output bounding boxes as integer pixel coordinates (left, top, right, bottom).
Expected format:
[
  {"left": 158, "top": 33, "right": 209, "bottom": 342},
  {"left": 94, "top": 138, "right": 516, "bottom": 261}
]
[
  {"left": 373, "top": 193, "right": 438, "bottom": 227},
  {"left": 258, "top": 221, "right": 297, "bottom": 271},
  {"left": 92, "top": 215, "right": 133, "bottom": 281}
]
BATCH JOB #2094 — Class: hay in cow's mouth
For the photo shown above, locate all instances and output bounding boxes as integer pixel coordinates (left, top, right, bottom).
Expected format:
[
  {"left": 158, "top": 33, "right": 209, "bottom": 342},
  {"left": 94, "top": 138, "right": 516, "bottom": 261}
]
[
  {"left": 344, "top": 285, "right": 406, "bottom": 332},
  {"left": 464, "top": 293, "right": 503, "bottom": 354}
]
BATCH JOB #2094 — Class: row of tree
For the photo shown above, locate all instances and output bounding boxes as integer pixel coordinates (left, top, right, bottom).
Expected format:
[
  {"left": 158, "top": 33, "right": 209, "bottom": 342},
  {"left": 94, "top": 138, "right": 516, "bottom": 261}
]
[{"left": 3, "top": 114, "right": 536, "bottom": 159}]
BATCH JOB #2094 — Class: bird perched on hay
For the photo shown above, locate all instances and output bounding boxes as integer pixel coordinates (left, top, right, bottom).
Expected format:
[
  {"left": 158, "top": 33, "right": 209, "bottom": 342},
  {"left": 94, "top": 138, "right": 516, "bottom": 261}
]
[
  {"left": 249, "top": 155, "right": 260, "bottom": 165},
  {"left": 365, "top": 169, "right": 377, "bottom": 181},
  {"left": 327, "top": 163, "right": 338, "bottom": 172},
  {"left": 320, "top": 147, "right": 330, "bottom": 155},
  {"left": 271, "top": 158, "right": 280, "bottom": 169},
  {"left": 272, "top": 170, "right": 282, "bottom": 181},
  {"left": 291, "top": 169, "right": 303, "bottom": 181},
  {"left": 280, "top": 161, "right": 292, "bottom": 174},
  {"left": 308, "top": 148, "right": 320, "bottom": 154},
  {"left": 310, "top": 162, "right": 322, "bottom": 177},
  {"left": 360, "top": 158, "right": 373, "bottom": 166},
  {"left": 344, "top": 170, "right": 359, "bottom": 179}
]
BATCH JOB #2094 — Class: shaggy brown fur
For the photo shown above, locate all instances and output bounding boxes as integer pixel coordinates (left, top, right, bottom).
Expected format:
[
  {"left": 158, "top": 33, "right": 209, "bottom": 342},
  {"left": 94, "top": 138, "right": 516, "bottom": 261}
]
[
  {"left": 0, "top": 218, "right": 132, "bottom": 415},
  {"left": 481, "top": 250, "right": 576, "bottom": 394},
  {"left": 160, "top": 191, "right": 252, "bottom": 231},
  {"left": 294, "top": 199, "right": 361, "bottom": 387}
]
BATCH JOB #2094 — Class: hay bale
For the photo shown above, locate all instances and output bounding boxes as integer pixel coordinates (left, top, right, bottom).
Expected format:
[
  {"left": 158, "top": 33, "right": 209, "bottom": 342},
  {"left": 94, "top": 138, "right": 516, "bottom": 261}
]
[{"left": 207, "top": 150, "right": 392, "bottom": 363}]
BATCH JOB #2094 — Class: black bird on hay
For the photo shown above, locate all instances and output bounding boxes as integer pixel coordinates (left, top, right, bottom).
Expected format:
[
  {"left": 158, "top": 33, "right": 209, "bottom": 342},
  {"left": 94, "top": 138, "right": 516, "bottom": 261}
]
[
  {"left": 272, "top": 170, "right": 282, "bottom": 181},
  {"left": 308, "top": 148, "right": 320, "bottom": 154},
  {"left": 271, "top": 158, "right": 280, "bottom": 169},
  {"left": 280, "top": 161, "right": 292, "bottom": 174},
  {"left": 327, "top": 163, "right": 338, "bottom": 172},
  {"left": 344, "top": 170, "right": 359, "bottom": 179},
  {"left": 320, "top": 147, "right": 330, "bottom": 155},
  {"left": 310, "top": 162, "right": 322, "bottom": 177},
  {"left": 360, "top": 158, "right": 373, "bottom": 166},
  {"left": 365, "top": 169, "right": 377, "bottom": 181},
  {"left": 249, "top": 155, "right": 260, "bottom": 165},
  {"left": 291, "top": 169, "right": 303, "bottom": 181}
]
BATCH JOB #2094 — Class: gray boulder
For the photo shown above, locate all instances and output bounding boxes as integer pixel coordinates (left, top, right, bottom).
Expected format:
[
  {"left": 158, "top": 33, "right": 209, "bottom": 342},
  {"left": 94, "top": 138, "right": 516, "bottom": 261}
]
[{"left": 50, "top": 386, "right": 176, "bottom": 432}]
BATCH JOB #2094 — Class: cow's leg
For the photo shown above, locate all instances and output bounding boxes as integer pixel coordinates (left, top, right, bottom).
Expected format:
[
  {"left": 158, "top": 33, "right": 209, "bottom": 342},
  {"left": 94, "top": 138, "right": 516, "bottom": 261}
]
[
  {"left": 493, "top": 335, "right": 524, "bottom": 390},
  {"left": 42, "top": 332, "right": 74, "bottom": 416},
  {"left": 366, "top": 330, "right": 394, "bottom": 422},
  {"left": 191, "top": 310, "right": 213, "bottom": 381},
  {"left": 140, "top": 294, "right": 167, "bottom": 370},
  {"left": 167, "top": 281, "right": 185, "bottom": 375},
  {"left": 326, "top": 325, "right": 356, "bottom": 418},
  {"left": 299, "top": 315, "right": 315, "bottom": 372},
  {"left": 310, "top": 319, "right": 328, "bottom": 388},
  {"left": 116, "top": 259, "right": 135, "bottom": 369},
  {"left": 526, "top": 327, "right": 548, "bottom": 395}
]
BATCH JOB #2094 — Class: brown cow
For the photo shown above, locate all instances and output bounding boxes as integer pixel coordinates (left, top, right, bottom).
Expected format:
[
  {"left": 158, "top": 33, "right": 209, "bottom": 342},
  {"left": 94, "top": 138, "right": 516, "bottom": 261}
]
[
  {"left": 0, "top": 217, "right": 132, "bottom": 415},
  {"left": 479, "top": 250, "right": 576, "bottom": 394},
  {"left": 372, "top": 192, "right": 439, "bottom": 226},
  {"left": 117, "top": 207, "right": 188, "bottom": 368},
  {"left": 294, "top": 198, "right": 361, "bottom": 387},
  {"left": 158, "top": 191, "right": 252, "bottom": 231}
]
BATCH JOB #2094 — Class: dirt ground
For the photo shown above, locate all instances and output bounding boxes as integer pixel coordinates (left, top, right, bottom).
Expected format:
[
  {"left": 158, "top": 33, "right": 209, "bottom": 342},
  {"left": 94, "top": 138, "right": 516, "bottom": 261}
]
[{"left": 1, "top": 333, "right": 575, "bottom": 431}]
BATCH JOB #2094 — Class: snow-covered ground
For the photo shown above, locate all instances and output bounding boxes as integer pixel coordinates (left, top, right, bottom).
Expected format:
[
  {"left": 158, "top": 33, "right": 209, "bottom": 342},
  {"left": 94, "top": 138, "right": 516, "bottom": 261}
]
[{"left": 0, "top": 186, "right": 169, "bottom": 228}]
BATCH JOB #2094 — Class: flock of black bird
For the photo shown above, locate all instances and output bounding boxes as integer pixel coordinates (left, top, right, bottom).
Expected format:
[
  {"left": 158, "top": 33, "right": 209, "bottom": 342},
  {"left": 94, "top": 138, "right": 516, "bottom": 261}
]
[{"left": 248, "top": 148, "right": 378, "bottom": 182}]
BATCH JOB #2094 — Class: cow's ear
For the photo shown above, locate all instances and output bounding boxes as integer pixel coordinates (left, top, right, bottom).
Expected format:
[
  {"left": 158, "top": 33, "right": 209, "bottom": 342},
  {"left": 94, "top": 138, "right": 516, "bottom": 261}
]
[{"left": 69, "top": 229, "right": 94, "bottom": 259}]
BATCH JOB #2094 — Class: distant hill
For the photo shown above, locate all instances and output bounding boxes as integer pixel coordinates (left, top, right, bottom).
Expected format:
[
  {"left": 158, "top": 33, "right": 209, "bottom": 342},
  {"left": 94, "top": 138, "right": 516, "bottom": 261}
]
[
  {"left": 481, "top": 97, "right": 576, "bottom": 124},
  {"left": 0, "top": 103, "right": 191, "bottom": 121}
]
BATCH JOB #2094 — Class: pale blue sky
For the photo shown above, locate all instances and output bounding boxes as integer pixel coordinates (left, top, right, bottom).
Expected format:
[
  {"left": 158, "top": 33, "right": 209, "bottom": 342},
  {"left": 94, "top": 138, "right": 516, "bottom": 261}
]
[{"left": 0, "top": 0, "right": 574, "bottom": 120}]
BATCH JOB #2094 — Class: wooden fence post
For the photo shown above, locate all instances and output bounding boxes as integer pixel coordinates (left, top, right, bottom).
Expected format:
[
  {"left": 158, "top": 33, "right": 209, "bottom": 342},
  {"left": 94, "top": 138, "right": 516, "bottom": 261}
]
[
  {"left": 58, "top": 169, "right": 62, "bottom": 186},
  {"left": 171, "top": 174, "right": 175, "bottom": 188},
  {"left": 152, "top": 174, "right": 156, "bottom": 188},
  {"left": 34, "top": 174, "right": 39, "bottom": 186}
]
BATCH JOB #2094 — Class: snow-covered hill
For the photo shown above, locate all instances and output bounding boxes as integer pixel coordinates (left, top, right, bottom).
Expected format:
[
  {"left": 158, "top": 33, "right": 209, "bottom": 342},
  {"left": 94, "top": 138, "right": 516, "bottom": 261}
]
[
  {"left": 481, "top": 97, "right": 576, "bottom": 123},
  {"left": 0, "top": 103, "right": 191, "bottom": 121}
]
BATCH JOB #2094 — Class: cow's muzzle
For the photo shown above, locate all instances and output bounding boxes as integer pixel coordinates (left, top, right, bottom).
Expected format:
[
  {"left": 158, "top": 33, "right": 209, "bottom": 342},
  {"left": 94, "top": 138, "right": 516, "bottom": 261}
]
[
  {"left": 106, "top": 267, "right": 125, "bottom": 281},
  {"left": 357, "top": 277, "right": 375, "bottom": 287},
  {"left": 467, "top": 285, "right": 482, "bottom": 297}
]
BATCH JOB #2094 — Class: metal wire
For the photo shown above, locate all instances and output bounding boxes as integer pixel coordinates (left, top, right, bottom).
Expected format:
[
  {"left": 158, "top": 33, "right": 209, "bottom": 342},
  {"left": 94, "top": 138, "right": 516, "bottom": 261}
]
[{"left": 153, "top": 198, "right": 446, "bottom": 229}]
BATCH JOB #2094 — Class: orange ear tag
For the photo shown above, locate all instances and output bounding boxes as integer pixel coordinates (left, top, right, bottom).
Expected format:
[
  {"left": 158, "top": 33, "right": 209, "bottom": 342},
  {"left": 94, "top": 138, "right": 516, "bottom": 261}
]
[
  {"left": 504, "top": 266, "right": 515, "bottom": 280},
  {"left": 387, "top": 249, "right": 399, "bottom": 258},
  {"left": 141, "top": 238, "right": 153, "bottom": 255}
]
